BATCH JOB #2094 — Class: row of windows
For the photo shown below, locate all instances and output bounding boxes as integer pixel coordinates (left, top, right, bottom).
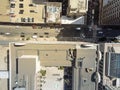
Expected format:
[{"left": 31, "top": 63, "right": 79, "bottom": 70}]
[
  {"left": 103, "top": 7, "right": 120, "bottom": 16},
  {"left": 104, "top": 0, "right": 120, "bottom": 9},
  {"left": 109, "top": 0, "right": 120, "bottom": 5},
  {"left": 102, "top": 4, "right": 120, "bottom": 17},
  {"left": 103, "top": 0, "right": 120, "bottom": 14},
  {"left": 101, "top": 2, "right": 120, "bottom": 25},
  {"left": 102, "top": 17, "right": 120, "bottom": 24},
  {"left": 102, "top": 20, "right": 120, "bottom": 25},
  {"left": 102, "top": 12, "right": 120, "bottom": 20}
]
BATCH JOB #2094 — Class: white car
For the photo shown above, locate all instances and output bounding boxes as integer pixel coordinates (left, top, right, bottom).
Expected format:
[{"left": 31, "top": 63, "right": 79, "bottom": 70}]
[
  {"left": 32, "top": 35, "right": 37, "bottom": 39},
  {"left": 5, "top": 32, "right": 11, "bottom": 35},
  {"left": 76, "top": 27, "right": 81, "bottom": 30},
  {"left": 98, "top": 31, "right": 103, "bottom": 34}
]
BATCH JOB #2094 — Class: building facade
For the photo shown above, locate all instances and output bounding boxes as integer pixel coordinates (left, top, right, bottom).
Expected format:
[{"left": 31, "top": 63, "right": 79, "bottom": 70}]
[{"left": 99, "top": 0, "right": 120, "bottom": 25}]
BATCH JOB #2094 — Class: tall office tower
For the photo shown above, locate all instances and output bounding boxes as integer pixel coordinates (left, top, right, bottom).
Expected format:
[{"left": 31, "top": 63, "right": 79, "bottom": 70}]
[
  {"left": 72, "top": 44, "right": 99, "bottom": 90},
  {"left": 99, "top": 0, "right": 120, "bottom": 25},
  {"left": 99, "top": 43, "right": 120, "bottom": 90},
  {"left": 9, "top": 0, "right": 62, "bottom": 24},
  {"left": 10, "top": 0, "right": 45, "bottom": 23},
  {"left": 86, "top": 0, "right": 93, "bottom": 25},
  {"left": 67, "top": 0, "right": 88, "bottom": 17},
  {"left": 9, "top": 42, "right": 98, "bottom": 90}
]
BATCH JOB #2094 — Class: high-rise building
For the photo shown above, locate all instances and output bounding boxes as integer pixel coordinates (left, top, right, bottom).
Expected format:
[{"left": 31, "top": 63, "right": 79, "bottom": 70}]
[
  {"left": 0, "top": 0, "right": 88, "bottom": 24},
  {"left": 9, "top": 42, "right": 98, "bottom": 90},
  {"left": 99, "top": 0, "right": 120, "bottom": 25},
  {"left": 10, "top": 0, "right": 45, "bottom": 23},
  {"left": 67, "top": 0, "right": 88, "bottom": 17},
  {"left": 99, "top": 43, "right": 120, "bottom": 90},
  {"left": 9, "top": 0, "right": 62, "bottom": 24},
  {"left": 46, "top": 2, "right": 62, "bottom": 24}
]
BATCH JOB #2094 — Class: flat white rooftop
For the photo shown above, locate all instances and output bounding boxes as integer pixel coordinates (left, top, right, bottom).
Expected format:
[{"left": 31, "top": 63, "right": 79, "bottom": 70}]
[
  {"left": 40, "top": 67, "right": 64, "bottom": 90},
  {"left": 0, "top": 71, "right": 8, "bottom": 79}
]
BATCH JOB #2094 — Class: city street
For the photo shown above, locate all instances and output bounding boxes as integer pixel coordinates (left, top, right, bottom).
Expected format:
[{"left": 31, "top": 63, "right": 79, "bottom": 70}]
[{"left": 0, "top": 25, "right": 91, "bottom": 44}]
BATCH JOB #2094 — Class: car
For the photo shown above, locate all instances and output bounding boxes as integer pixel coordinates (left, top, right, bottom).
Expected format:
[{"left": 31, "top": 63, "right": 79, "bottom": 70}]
[
  {"left": 32, "top": 33, "right": 38, "bottom": 38},
  {"left": 98, "top": 31, "right": 103, "bottom": 34},
  {"left": 44, "top": 32, "right": 49, "bottom": 35},
  {"left": 76, "top": 27, "right": 81, "bottom": 30},
  {"left": 5, "top": 32, "right": 11, "bottom": 35},
  {"left": 20, "top": 32, "right": 25, "bottom": 37}
]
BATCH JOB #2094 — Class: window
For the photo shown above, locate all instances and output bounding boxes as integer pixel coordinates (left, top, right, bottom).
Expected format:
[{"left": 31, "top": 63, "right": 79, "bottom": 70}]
[
  {"left": 19, "top": 4, "right": 23, "bottom": 8},
  {"left": 19, "top": 10, "right": 24, "bottom": 14}
]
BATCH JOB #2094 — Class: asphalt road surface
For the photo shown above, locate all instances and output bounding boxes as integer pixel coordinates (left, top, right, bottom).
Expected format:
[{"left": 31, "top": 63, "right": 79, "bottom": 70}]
[
  {"left": 0, "top": 25, "right": 88, "bottom": 39},
  {"left": 0, "top": 25, "right": 86, "bottom": 45}
]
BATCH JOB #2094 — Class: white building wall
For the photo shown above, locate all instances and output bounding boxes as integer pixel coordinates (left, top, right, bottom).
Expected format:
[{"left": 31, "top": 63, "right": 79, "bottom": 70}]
[{"left": 61, "top": 16, "right": 85, "bottom": 24}]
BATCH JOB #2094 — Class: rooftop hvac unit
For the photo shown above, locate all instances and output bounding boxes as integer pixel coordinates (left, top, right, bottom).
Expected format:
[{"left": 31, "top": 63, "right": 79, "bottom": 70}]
[
  {"left": 95, "top": 72, "right": 101, "bottom": 83},
  {"left": 0, "top": 71, "right": 8, "bottom": 79},
  {"left": 33, "top": 4, "right": 37, "bottom": 7},
  {"left": 34, "top": 10, "right": 38, "bottom": 13},
  {"left": 25, "top": 18, "right": 28, "bottom": 22},
  {"left": 97, "top": 50, "right": 102, "bottom": 61},
  {"left": 10, "top": 10, "right": 15, "bottom": 14},
  {"left": 14, "top": 43, "right": 26, "bottom": 46}
]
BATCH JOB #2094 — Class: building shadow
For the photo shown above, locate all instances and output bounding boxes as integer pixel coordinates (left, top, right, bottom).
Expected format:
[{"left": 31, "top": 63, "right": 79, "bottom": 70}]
[{"left": 56, "top": 27, "right": 82, "bottom": 41}]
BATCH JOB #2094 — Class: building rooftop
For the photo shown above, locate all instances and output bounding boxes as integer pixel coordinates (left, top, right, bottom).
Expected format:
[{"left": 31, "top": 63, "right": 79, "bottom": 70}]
[
  {"left": 10, "top": 0, "right": 45, "bottom": 23},
  {"left": 40, "top": 67, "right": 64, "bottom": 90},
  {"left": 0, "top": 0, "right": 10, "bottom": 22},
  {"left": 9, "top": 42, "right": 97, "bottom": 90},
  {"left": 99, "top": 43, "right": 120, "bottom": 90}
]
